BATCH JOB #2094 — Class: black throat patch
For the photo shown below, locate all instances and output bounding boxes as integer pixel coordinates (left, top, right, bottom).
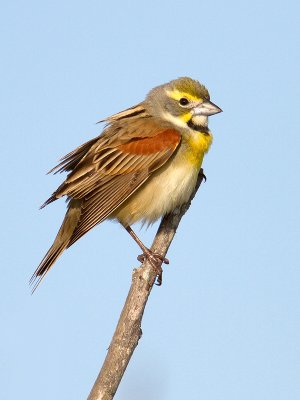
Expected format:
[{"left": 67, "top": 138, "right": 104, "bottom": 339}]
[{"left": 187, "top": 119, "right": 209, "bottom": 133}]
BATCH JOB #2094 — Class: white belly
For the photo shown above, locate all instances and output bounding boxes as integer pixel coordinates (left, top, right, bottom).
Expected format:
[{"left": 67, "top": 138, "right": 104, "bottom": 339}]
[{"left": 114, "top": 150, "right": 201, "bottom": 226}]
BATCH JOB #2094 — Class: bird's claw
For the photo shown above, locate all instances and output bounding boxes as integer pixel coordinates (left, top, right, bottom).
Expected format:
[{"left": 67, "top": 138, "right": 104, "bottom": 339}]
[{"left": 137, "top": 250, "right": 169, "bottom": 286}]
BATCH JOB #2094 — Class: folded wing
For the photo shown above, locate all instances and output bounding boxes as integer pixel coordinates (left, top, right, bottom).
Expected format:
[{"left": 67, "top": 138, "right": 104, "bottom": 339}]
[{"left": 42, "top": 118, "right": 181, "bottom": 246}]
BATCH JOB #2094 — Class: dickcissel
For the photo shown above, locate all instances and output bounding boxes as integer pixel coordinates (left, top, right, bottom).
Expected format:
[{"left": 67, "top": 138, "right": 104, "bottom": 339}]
[{"left": 30, "top": 77, "right": 221, "bottom": 291}]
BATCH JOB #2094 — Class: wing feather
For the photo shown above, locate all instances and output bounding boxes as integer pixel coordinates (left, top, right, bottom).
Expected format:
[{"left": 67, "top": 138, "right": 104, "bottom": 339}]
[
  {"left": 43, "top": 117, "right": 181, "bottom": 245},
  {"left": 68, "top": 172, "right": 148, "bottom": 246},
  {"left": 48, "top": 136, "right": 102, "bottom": 174}
]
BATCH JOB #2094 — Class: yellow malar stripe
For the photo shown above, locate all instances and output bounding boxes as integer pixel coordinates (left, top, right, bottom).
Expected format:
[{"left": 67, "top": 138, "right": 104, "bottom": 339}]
[{"left": 179, "top": 112, "right": 192, "bottom": 123}]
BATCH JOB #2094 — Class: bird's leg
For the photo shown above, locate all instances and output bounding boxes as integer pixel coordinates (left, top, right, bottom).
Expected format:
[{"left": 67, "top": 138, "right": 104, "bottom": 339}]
[{"left": 124, "top": 225, "right": 169, "bottom": 286}]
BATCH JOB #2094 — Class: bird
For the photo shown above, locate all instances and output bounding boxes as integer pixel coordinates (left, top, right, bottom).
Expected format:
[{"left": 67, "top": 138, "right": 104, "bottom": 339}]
[{"left": 30, "top": 77, "right": 222, "bottom": 291}]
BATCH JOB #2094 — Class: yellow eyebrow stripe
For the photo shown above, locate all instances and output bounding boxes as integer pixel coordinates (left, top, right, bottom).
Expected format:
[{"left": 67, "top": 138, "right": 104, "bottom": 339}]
[{"left": 166, "top": 89, "right": 201, "bottom": 102}]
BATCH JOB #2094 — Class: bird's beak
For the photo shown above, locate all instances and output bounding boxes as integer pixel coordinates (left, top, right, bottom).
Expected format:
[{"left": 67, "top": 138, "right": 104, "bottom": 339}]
[{"left": 194, "top": 100, "right": 222, "bottom": 116}]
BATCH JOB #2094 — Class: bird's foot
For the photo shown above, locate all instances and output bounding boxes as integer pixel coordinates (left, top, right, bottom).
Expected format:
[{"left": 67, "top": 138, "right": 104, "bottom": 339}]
[{"left": 137, "top": 249, "right": 169, "bottom": 286}]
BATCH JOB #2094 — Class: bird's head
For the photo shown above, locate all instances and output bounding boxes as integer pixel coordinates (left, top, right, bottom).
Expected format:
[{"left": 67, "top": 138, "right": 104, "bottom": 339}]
[{"left": 146, "top": 77, "right": 222, "bottom": 131}]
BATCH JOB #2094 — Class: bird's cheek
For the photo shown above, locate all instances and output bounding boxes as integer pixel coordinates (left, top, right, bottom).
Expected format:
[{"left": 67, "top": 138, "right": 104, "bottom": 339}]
[{"left": 179, "top": 112, "right": 192, "bottom": 123}]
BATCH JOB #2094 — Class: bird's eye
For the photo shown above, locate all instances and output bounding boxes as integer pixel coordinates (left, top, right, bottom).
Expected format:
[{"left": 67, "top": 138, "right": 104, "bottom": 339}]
[{"left": 179, "top": 97, "right": 189, "bottom": 106}]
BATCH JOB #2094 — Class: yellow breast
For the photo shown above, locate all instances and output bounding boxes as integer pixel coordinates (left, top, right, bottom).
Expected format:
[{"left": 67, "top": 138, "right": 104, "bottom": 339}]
[
  {"left": 183, "top": 130, "right": 213, "bottom": 167},
  {"left": 114, "top": 130, "right": 213, "bottom": 226}
]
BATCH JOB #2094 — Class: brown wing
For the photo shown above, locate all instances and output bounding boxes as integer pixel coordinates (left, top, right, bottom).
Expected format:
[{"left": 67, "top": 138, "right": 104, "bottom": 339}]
[
  {"left": 47, "top": 135, "right": 102, "bottom": 175},
  {"left": 42, "top": 117, "right": 181, "bottom": 246},
  {"left": 46, "top": 102, "right": 147, "bottom": 176},
  {"left": 67, "top": 128, "right": 180, "bottom": 245}
]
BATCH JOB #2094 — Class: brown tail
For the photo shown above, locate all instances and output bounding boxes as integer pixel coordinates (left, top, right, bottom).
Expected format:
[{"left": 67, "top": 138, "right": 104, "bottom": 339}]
[{"left": 30, "top": 200, "right": 82, "bottom": 292}]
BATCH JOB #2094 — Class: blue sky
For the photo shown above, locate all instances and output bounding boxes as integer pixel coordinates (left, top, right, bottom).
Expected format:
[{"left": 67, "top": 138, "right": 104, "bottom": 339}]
[{"left": 1, "top": 1, "right": 300, "bottom": 399}]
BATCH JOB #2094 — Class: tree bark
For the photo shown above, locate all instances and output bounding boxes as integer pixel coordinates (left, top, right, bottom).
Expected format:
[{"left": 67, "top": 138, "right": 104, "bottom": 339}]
[{"left": 87, "top": 169, "right": 206, "bottom": 400}]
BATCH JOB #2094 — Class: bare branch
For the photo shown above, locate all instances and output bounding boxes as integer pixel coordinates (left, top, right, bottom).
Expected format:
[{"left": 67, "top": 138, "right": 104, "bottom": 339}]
[{"left": 87, "top": 169, "right": 206, "bottom": 400}]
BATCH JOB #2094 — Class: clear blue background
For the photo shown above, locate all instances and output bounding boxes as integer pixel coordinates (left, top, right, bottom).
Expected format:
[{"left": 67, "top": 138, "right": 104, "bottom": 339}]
[{"left": 1, "top": 1, "right": 299, "bottom": 399}]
